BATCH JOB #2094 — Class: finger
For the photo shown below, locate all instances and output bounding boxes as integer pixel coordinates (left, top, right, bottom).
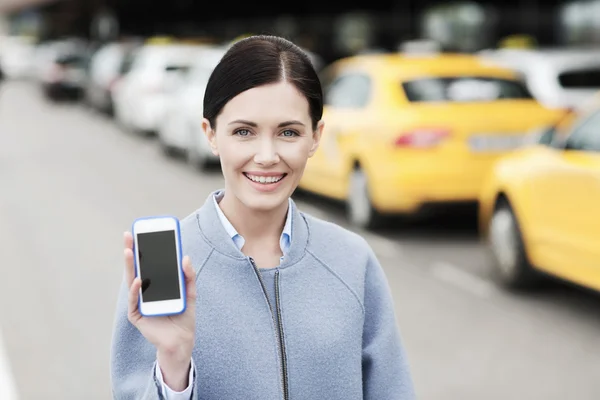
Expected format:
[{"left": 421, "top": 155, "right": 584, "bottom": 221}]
[
  {"left": 182, "top": 256, "right": 197, "bottom": 300},
  {"left": 123, "top": 232, "right": 136, "bottom": 286},
  {"left": 124, "top": 231, "right": 133, "bottom": 250},
  {"left": 127, "top": 277, "right": 142, "bottom": 324},
  {"left": 124, "top": 247, "right": 135, "bottom": 287}
]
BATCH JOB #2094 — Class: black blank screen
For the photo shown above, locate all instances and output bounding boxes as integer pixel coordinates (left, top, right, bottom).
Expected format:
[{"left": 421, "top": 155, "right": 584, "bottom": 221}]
[{"left": 137, "top": 230, "right": 181, "bottom": 302}]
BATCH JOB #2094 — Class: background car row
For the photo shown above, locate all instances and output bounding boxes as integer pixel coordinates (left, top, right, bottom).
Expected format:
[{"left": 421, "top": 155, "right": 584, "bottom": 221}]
[{"left": 6, "top": 35, "right": 600, "bottom": 300}]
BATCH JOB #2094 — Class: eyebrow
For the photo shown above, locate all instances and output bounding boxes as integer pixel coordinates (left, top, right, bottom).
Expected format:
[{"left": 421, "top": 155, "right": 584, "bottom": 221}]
[{"left": 228, "top": 119, "right": 305, "bottom": 128}]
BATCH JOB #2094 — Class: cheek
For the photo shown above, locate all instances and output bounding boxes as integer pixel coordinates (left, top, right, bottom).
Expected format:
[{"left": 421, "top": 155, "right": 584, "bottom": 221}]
[
  {"left": 279, "top": 142, "right": 311, "bottom": 169},
  {"left": 217, "top": 141, "right": 249, "bottom": 171}
]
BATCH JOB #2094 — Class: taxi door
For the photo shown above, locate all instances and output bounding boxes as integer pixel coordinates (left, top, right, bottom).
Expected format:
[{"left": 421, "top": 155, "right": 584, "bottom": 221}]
[
  {"left": 319, "top": 71, "right": 373, "bottom": 199},
  {"left": 302, "top": 69, "right": 373, "bottom": 200},
  {"left": 529, "top": 110, "right": 600, "bottom": 287}
]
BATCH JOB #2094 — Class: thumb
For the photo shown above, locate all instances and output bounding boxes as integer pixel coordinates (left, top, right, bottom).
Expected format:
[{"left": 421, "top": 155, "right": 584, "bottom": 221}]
[
  {"left": 127, "top": 278, "right": 143, "bottom": 326},
  {"left": 182, "top": 256, "right": 197, "bottom": 301}
]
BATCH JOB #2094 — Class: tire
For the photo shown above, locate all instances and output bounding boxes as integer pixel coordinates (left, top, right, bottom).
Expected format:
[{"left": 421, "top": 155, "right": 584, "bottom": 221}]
[
  {"left": 487, "top": 199, "right": 540, "bottom": 289},
  {"left": 347, "top": 167, "right": 382, "bottom": 229},
  {"left": 158, "top": 129, "right": 179, "bottom": 158}
]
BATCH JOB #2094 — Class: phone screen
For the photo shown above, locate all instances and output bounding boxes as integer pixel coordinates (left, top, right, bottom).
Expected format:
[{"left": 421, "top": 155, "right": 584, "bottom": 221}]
[{"left": 136, "top": 230, "right": 181, "bottom": 302}]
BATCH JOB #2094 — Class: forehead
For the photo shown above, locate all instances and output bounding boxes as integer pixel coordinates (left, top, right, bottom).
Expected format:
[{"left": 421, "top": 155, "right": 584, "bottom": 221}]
[{"left": 219, "top": 81, "right": 311, "bottom": 124}]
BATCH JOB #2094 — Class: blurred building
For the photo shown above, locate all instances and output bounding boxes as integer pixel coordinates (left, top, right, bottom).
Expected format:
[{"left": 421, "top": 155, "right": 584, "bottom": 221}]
[{"left": 1, "top": 0, "right": 600, "bottom": 62}]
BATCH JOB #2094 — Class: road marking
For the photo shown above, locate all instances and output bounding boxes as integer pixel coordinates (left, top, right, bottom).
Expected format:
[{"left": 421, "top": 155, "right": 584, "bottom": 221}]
[
  {"left": 431, "top": 261, "right": 498, "bottom": 298},
  {"left": 0, "top": 329, "right": 18, "bottom": 400}
]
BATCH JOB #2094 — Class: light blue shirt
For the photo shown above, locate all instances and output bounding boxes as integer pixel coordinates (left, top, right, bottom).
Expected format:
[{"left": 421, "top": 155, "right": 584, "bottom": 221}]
[{"left": 212, "top": 191, "right": 292, "bottom": 261}]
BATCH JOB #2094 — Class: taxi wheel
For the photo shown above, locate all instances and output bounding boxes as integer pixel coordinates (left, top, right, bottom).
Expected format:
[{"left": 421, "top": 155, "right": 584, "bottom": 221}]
[
  {"left": 347, "top": 168, "right": 382, "bottom": 230},
  {"left": 488, "top": 200, "right": 540, "bottom": 289}
]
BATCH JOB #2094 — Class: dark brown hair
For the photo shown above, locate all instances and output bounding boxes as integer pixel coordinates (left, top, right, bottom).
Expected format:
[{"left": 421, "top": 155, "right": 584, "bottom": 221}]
[{"left": 203, "top": 35, "right": 323, "bottom": 130}]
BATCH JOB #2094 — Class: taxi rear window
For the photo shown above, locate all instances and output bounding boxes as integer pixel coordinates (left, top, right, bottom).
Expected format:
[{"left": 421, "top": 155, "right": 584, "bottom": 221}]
[
  {"left": 402, "top": 77, "right": 533, "bottom": 102},
  {"left": 558, "top": 69, "right": 600, "bottom": 88}
]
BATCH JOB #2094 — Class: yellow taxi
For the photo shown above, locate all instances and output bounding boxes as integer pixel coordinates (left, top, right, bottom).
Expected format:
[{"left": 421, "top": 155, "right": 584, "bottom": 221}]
[
  {"left": 299, "top": 53, "right": 564, "bottom": 228},
  {"left": 479, "top": 93, "right": 600, "bottom": 291}
]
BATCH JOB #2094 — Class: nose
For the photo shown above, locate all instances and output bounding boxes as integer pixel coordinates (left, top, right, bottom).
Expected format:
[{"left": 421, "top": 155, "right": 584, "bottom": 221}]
[{"left": 253, "top": 137, "right": 280, "bottom": 166}]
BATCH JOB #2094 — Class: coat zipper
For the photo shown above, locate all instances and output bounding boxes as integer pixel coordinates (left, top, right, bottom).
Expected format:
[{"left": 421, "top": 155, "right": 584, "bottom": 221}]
[
  {"left": 249, "top": 257, "right": 289, "bottom": 400},
  {"left": 274, "top": 269, "right": 289, "bottom": 400}
]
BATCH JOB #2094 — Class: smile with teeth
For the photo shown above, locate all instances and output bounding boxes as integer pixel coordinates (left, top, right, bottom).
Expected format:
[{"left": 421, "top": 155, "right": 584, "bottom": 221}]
[{"left": 244, "top": 173, "right": 286, "bottom": 184}]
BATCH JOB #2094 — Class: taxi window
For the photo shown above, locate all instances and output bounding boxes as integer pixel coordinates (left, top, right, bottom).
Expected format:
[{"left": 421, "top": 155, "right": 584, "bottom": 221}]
[
  {"left": 324, "top": 74, "right": 371, "bottom": 108},
  {"left": 564, "top": 111, "right": 600, "bottom": 152},
  {"left": 558, "top": 68, "right": 600, "bottom": 88},
  {"left": 402, "top": 77, "right": 533, "bottom": 103}
]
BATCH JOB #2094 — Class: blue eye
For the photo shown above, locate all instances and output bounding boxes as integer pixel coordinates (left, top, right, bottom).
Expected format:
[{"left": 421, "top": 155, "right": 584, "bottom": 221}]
[
  {"left": 235, "top": 129, "right": 251, "bottom": 137},
  {"left": 281, "top": 130, "right": 299, "bottom": 137}
]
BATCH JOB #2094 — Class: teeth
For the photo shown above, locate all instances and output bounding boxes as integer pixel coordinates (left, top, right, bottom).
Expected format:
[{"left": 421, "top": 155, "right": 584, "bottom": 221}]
[{"left": 246, "top": 174, "right": 284, "bottom": 184}]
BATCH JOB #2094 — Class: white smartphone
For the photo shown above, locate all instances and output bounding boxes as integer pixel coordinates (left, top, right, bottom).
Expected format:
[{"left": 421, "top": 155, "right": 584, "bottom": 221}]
[{"left": 132, "top": 215, "right": 186, "bottom": 317}]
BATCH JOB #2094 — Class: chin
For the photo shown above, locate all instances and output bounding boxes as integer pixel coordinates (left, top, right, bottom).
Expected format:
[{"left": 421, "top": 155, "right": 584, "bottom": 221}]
[
  {"left": 243, "top": 193, "right": 289, "bottom": 212},
  {"left": 229, "top": 172, "right": 294, "bottom": 211}
]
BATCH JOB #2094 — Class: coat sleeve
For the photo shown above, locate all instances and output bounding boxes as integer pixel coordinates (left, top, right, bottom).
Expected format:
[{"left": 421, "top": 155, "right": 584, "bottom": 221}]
[
  {"left": 362, "top": 248, "right": 416, "bottom": 400},
  {"left": 110, "top": 273, "right": 195, "bottom": 400}
]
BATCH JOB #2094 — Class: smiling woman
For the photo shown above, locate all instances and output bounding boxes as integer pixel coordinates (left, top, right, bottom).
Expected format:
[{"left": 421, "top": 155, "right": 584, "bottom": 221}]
[
  {"left": 111, "top": 35, "right": 415, "bottom": 400},
  {"left": 203, "top": 79, "right": 321, "bottom": 213}
]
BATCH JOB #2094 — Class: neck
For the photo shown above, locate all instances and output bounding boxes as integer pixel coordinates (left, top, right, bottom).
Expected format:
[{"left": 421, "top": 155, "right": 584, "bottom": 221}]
[{"left": 219, "top": 191, "right": 288, "bottom": 248}]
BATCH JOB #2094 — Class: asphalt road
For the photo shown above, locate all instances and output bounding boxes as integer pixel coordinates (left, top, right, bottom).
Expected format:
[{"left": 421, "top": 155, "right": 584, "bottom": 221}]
[{"left": 1, "top": 81, "right": 600, "bottom": 400}]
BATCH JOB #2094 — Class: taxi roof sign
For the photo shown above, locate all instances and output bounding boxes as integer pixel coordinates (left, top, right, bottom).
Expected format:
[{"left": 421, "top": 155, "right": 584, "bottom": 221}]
[
  {"left": 498, "top": 35, "right": 537, "bottom": 49},
  {"left": 145, "top": 36, "right": 174, "bottom": 45}
]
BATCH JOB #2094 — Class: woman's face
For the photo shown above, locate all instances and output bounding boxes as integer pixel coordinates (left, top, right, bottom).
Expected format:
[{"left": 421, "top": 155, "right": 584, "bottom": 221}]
[{"left": 203, "top": 81, "right": 323, "bottom": 212}]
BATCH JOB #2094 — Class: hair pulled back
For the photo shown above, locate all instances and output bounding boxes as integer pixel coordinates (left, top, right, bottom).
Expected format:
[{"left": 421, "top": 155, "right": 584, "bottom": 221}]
[{"left": 203, "top": 35, "right": 323, "bottom": 130}]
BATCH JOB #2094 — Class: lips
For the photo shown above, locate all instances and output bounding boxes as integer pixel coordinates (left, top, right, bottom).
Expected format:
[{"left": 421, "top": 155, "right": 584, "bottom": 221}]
[{"left": 243, "top": 172, "right": 287, "bottom": 184}]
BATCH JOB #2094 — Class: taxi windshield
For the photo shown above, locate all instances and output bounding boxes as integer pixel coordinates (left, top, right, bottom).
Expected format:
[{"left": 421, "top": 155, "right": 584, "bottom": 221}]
[{"left": 402, "top": 76, "right": 533, "bottom": 103}]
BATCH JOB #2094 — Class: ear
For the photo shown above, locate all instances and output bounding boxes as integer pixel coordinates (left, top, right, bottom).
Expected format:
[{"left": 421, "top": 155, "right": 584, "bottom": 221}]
[
  {"left": 308, "top": 120, "right": 324, "bottom": 157},
  {"left": 202, "top": 118, "right": 219, "bottom": 156}
]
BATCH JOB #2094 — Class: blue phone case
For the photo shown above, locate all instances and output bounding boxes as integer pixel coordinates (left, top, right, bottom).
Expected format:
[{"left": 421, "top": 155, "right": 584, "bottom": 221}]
[{"left": 131, "top": 215, "right": 186, "bottom": 317}]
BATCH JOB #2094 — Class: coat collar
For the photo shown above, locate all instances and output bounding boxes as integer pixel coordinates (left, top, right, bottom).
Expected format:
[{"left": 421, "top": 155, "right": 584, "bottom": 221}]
[{"left": 194, "top": 190, "right": 309, "bottom": 268}]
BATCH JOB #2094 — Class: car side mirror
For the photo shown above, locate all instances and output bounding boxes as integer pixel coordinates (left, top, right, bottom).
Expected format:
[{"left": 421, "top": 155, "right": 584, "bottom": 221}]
[{"left": 537, "top": 126, "right": 556, "bottom": 146}]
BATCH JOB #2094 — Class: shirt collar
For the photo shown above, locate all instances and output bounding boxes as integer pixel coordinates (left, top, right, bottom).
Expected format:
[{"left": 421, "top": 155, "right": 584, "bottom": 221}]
[{"left": 212, "top": 190, "right": 292, "bottom": 256}]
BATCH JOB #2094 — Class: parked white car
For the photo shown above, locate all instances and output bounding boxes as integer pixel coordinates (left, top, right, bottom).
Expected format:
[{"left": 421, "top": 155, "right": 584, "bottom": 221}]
[
  {"left": 157, "top": 46, "right": 227, "bottom": 169},
  {"left": 84, "top": 40, "right": 140, "bottom": 114},
  {"left": 111, "top": 43, "right": 202, "bottom": 135},
  {"left": 33, "top": 39, "right": 88, "bottom": 83},
  {"left": 0, "top": 35, "right": 37, "bottom": 79},
  {"left": 479, "top": 48, "right": 600, "bottom": 110}
]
